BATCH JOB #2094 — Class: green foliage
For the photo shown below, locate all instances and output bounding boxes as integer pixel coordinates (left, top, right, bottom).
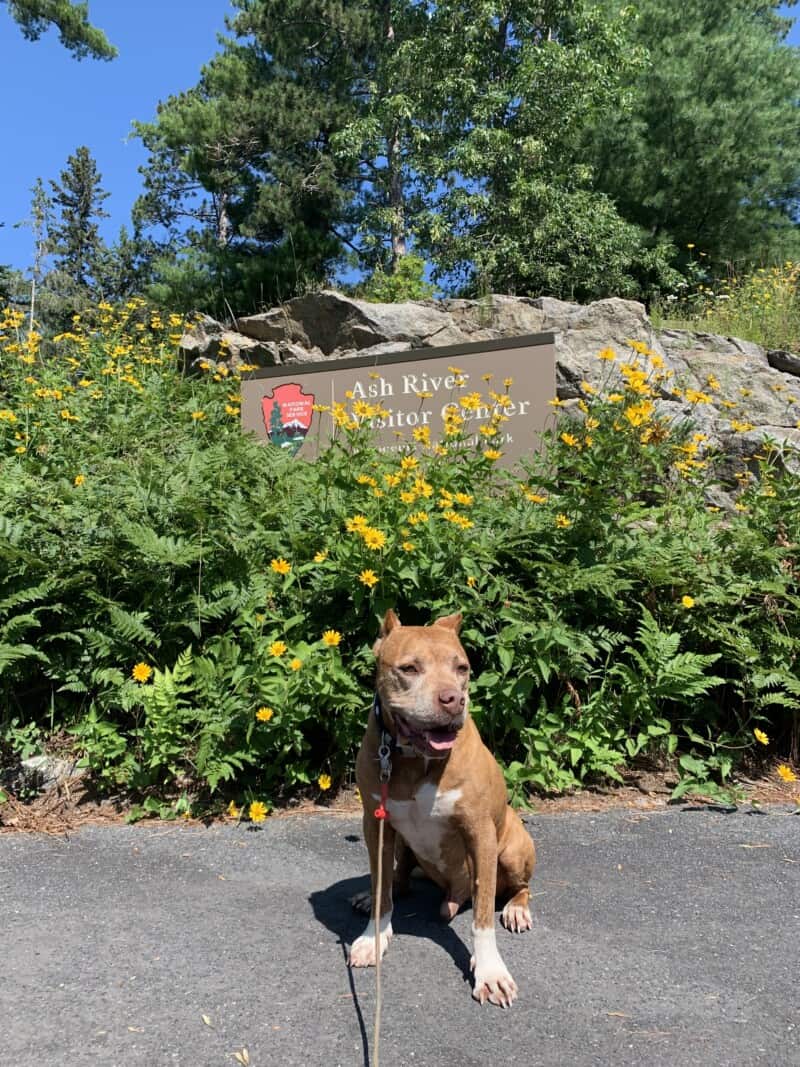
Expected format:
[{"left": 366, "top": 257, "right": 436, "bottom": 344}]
[
  {"left": 132, "top": 0, "right": 687, "bottom": 307},
  {"left": 46, "top": 145, "right": 110, "bottom": 318},
  {"left": 1, "top": 304, "right": 798, "bottom": 810},
  {"left": 358, "top": 255, "right": 436, "bottom": 303},
  {"left": 653, "top": 263, "right": 800, "bottom": 354},
  {"left": 3, "top": 0, "right": 116, "bottom": 59},
  {"left": 588, "top": 0, "right": 800, "bottom": 274}
]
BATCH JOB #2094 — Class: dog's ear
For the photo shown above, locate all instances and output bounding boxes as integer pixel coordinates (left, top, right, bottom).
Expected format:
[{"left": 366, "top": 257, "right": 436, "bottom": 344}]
[
  {"left": 373, "top": 609, "right": 401, "bottom": 656},
  {"left": 432, "top": 611, "right": 462, "bottom": 634}
]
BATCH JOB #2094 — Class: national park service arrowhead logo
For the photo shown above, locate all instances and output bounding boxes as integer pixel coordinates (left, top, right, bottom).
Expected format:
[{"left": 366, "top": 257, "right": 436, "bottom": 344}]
[{"left": 261, "top": 382, "right": 315, "bottom": 455}]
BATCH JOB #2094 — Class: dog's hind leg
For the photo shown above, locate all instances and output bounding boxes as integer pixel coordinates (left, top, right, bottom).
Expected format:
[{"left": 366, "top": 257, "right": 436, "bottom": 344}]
[
  {"left": 497, "top": 809, "right": 536, "bottom": 933},
  {"left": 393, "top": 834, "right": 416, "bottom": 897}
]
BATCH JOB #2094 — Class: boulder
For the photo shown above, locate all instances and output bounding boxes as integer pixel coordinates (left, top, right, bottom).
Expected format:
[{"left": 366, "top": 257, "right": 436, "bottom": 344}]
[{"left": 180, "top": 291, "right": 800, "bottom": 456}]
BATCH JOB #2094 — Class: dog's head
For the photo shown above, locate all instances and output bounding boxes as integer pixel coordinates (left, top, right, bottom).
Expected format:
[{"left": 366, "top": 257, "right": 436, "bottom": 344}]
[{"left": 373, "top": 609, "right": 470, "bottom": 756}]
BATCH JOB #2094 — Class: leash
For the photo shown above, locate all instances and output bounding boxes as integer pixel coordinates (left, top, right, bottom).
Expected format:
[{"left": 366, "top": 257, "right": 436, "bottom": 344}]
[{"left": 373, "top": 717, "right": 392, "bottom": 1067}]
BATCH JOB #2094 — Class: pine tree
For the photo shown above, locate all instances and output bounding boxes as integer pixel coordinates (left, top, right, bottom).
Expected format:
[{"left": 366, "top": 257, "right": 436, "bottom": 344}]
[
  {"left": 3, "top": 0, "right": 116, "bottom": 59},
  {"left": 48, "top": 146, "right": 110, "bottom": 296},
  {"left": 586, "top": 0, "right": 800, "bottom": 272}
]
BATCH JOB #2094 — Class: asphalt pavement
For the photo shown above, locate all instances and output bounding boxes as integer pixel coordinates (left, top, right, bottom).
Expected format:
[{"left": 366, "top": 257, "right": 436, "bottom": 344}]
[{"left": 1, "top": 807, "right": 799, "bottom": 1067}]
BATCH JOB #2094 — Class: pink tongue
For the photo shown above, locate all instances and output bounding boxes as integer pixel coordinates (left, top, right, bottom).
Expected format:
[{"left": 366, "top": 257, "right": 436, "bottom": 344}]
[{"left": 426, "top": 731, "right": 457, "bottom": 751}]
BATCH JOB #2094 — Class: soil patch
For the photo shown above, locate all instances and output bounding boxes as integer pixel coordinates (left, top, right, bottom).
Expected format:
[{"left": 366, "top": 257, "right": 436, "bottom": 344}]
[{"left": 2, "top": 762, "right": 797, "bottom": 836}]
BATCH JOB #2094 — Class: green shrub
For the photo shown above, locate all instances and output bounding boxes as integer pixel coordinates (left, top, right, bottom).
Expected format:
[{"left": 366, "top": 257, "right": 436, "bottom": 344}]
[{"left": 0, "top": 303, "right": 798, "bottom": 812}]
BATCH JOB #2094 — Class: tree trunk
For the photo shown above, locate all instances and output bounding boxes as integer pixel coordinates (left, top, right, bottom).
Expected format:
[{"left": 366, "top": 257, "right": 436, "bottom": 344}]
[
  {"left": 383, "top": 2, "right": 406, "bottom": 271},
  {"left": 216, "top": 191, "right": 232, "bottom": 247},
  {"left": 388, "top": 126, "right": 407, "bottom": 271}
]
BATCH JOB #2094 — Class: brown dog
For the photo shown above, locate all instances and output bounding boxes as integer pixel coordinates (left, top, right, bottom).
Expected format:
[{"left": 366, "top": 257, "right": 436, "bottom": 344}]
[{"left": 348, "top": 610, "right": 535, "bottom": 1007}]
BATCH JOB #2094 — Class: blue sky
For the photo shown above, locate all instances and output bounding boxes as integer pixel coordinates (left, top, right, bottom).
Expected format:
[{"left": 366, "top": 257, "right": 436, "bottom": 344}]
[
  {"left": 0, "top": 0, "right": 232, "bottom": 271},
  {"left": 1, "top": 1, "right": 799, "bottom": 276}
]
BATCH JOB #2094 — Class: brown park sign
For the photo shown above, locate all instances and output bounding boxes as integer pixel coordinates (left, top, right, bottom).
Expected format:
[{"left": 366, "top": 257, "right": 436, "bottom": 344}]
[{"left": 240, "top": 332, "right": 556, "bottom": 469}]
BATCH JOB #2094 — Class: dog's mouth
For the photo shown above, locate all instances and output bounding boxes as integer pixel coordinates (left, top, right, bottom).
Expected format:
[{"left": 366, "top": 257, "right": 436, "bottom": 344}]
[{"left": 393, "top": 713, "right": 462, "bottom": 755}]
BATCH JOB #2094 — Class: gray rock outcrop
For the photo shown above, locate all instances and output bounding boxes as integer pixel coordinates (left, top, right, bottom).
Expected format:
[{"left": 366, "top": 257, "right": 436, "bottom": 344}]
[{"left": 182, "top": 289, "right": 800, "bottom": 457}]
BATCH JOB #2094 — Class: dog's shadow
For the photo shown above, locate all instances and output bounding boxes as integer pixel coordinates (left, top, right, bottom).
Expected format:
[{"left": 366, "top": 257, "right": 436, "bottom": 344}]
[{"left": 310, "top": 861, "right": 473, "bottom": 1065}]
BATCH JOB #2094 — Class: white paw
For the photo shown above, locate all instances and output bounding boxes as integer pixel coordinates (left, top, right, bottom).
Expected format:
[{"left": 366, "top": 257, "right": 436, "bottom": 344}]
[
  {"left": 471, "top": 925, "right": 518, "bottom": 1007},
  {"left": 501, "top": 900, "right": 532, "bottom": 933},
  {"left": 471, "top": 962, "right": 518, "bottom": 1008},
  {"left": 348, "top": 917, "right": 393, "bottom": 967}
]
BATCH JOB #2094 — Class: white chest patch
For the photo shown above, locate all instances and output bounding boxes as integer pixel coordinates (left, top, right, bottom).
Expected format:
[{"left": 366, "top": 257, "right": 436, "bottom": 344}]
[{"left": 376, "top": 783, "right": 462, "bottom": 869}]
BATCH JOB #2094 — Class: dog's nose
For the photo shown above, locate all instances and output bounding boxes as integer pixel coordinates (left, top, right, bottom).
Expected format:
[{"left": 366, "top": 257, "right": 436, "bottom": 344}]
[{"left": 438, "top": 689, "right": 465, "bottom": 716}]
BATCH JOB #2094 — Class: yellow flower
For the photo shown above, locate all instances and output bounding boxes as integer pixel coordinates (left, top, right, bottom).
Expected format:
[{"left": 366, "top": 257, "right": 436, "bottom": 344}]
[
  {"left": 412, "top": 425, "right": 431, "bottom": 445},
  {"left": 362, "top": 527, "right": 387, "bottom": 550},
  {"left": 74, "top": 474, "right": 85, "bottom": 486},
  {"left": 401, "top": 541, "right": 415, "bottom": 552},
  {"left": 730, "top": 420, "right": 754, "bottom": 433},
  {"left": 191, "top": 410, "right": 206, "bottom": 420},
  {"left": 0, "top": 409, "right": 17, "bottom": 422},
  {"left": 318, "top": 773, "right": 332, "bottom": 791},
  {"left": 684, "top": 389, "right": 711, "bottom": 405},
  {"left": 270, "top": 557, "right": 292, "bottom": 575},
  {"left": 408, "top": 510, "right": 428, "bottom": 525},
  {"left": 560, "top": 432, "right": 580, "bottom": 448},
  {"left": 289, "top": 658, "right": 303, "bottom": 671},
  {"left": 359, "top": 569, "right": 379, "bottom": 588},
  {"left": 681, "top": 596, "right": 695, "bottom": 609},
  {"left": 400, "top": 455, "right": 418, "bottom": 471},
  {"left": 249, "top": 801, "right": 269, "bottom": 822},
  {"left": 313, "top": 550, "right": 328, "bottom": 563},
  {"left": 525, "top": 492, "right": 547, "bottom": 504},
  {"left": 483, "top": 449, "right": 503, "bottom": 461},
  {"left": 269, "top": 640, "right": 287, "bottom": 657},
  {"left": 467, "top": 576, "right": 477, "bottom": 588},
  {"left": 132, "top": 662, "right": 153, "bottom": 684},
  {"left": 777, "top": 764, "right": 797, "bottom": 783},
  {"left": 503, "top": 377, "right": 513, "bottom": 387},
  {"left": 226, "top": 800, "right": 241, "bottom": 818},
  {"left": 256, "top": 707, "right": 274, "bottom": 722},
  {"left": 555, "top": 514, "right": 571, "bottom": 528},
  {"left": 548, "top": 397, "right": 564, "bottom": 407},
  {"left": 753, "top": 728, "right": 769, "bottom": 746},
  {"left": 322, "top": 630, "right": 341, "bottom": 647},
  {"left": 345, "top": 514, "right": 369, "bottom": 533},
  {"left": 598, "top": 347, "right": 616, "bottom": 361}
]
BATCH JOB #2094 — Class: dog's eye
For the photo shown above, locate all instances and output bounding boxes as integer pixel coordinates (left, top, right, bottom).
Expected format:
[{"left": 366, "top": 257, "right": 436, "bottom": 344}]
[
  {"left": 398, "top": 663, "right": 418, "bottom": 675},
  {"left": 457, "top": 663, "right": 469, "bottom": 674}
]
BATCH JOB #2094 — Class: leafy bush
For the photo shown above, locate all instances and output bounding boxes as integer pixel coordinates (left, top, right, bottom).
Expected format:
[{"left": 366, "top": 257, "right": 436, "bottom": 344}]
[
  {"left": 1, "top": 302, "right": 798, "bottom": 813},
  {"left": 358, "top": 254, "right": 437, "bottom": 303}
]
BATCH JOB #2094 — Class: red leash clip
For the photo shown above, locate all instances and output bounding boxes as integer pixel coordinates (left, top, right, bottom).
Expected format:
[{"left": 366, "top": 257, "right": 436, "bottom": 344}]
[{"left": 374, "top": 781, "right": 389, "bottom": 820}]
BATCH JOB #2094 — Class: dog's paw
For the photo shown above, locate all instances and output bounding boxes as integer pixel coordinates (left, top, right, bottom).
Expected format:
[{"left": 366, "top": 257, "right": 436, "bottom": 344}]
[
  {"left": 348, "top": 928, "right": 392, "bottom": 967},
  {"left": 349, "top": 889, "right": 373, "bottom": 915},
  {"left": 471, "top": 961, "right": 518, "bottom": 1008},
  {"left": 501, "top": 900, "right": 532, "bottom": 933}
]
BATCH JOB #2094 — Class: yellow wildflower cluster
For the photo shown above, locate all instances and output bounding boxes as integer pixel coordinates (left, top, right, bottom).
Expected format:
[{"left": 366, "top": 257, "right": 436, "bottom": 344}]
[{"left": 345, "top": 514, "right": 387, "bottom": 551}]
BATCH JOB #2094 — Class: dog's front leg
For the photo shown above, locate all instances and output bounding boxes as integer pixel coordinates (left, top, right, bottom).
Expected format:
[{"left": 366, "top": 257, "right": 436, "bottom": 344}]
[
  {"left": 467, "top": 822, "right": 517, "bottom": 1007},
  {"left": 348, "top": 810, "right": 396, "bottom": 967}
]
